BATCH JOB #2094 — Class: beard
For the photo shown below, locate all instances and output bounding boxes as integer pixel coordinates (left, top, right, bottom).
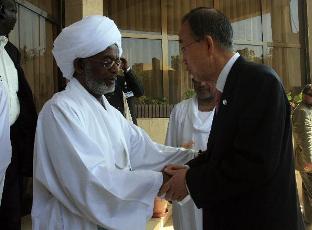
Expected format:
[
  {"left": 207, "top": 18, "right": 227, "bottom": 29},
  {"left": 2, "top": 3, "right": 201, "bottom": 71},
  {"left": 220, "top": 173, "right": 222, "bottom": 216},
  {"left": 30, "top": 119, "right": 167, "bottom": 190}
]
[
  {"left": 202, "top": 94, "right": 214, "bottom": 100},
  {"left": 85, "top": 76, "right": 115, "bottom": 96},
  {"left": 197, "top": 93, "right": 214, "bottom": 100}
]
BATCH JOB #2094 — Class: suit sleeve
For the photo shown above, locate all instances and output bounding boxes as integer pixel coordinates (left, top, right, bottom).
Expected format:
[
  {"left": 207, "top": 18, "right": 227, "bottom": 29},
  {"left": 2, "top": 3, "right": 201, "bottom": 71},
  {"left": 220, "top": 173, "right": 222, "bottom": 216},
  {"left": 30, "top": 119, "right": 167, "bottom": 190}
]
[
  {"left": 186, "top": 72, "right": 289, "bottom": 206},
  {"left": 124, "top": 70, "right": 144, "bottom": 97},
  {"left": 15, "top": 47, "right": 38, "bottom": 176}
]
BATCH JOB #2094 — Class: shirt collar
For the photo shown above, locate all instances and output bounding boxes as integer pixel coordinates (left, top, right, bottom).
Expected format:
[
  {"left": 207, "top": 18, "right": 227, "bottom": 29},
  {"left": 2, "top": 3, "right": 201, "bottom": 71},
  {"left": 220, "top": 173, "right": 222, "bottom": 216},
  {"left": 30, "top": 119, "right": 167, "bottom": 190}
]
[
  {"left": 0, "top": 36, "right": 8, "bottom": 50},
  {"left": 216, "top": 52, "right": 240, "bottom": 93}
]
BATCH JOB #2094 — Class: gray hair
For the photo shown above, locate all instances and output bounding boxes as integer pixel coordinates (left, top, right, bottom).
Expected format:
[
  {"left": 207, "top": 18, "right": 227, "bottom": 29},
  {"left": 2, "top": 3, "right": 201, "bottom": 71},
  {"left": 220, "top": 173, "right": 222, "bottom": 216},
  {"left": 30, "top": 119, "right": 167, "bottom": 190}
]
[{"left": 182, "top": 7, "right": 233, "bottom": 50}]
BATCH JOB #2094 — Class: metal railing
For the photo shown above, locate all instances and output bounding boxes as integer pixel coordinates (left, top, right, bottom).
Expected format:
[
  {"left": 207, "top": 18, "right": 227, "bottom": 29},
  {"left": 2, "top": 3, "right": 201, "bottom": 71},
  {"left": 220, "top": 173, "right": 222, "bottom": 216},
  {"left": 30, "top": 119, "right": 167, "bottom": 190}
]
[{"left": 135, "top": 104, "right": 174, "bottom": 118}]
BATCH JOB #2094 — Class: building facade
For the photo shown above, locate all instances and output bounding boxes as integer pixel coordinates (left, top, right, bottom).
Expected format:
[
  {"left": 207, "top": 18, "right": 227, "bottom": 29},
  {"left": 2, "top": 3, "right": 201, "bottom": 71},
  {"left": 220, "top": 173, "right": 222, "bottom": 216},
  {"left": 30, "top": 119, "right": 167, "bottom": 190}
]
[{"left": 12, "top": 0, "right": 310, "bottom": 122}]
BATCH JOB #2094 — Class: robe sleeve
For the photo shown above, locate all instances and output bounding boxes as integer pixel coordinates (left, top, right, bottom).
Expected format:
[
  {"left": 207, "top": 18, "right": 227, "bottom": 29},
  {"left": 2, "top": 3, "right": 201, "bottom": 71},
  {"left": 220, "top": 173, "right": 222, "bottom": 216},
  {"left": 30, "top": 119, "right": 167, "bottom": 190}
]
[
  {"left": 124, "top": 69, "right": 144, "bottom": 97},
  {"left": 125, "top": 114, "right": 195, "bottom": 171},
  {"left": 0, "top": 85, "right": 11, "bottom": 203},
  {"left": 164, "top": 105, "right": 179, "bottom": 147},
  {"left": 34, "top": 100, "right": 164, "bottom": 229}
]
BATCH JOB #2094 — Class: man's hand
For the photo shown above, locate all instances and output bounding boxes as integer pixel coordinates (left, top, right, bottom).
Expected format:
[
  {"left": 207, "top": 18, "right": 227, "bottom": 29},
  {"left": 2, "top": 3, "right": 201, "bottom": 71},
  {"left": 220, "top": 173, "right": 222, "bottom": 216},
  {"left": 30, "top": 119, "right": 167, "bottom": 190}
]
[
  {"left": 180, "top": 141, "right": 194, "bottom": 149},
  {"left": 158, "top": 164, "right": 189, "bottom": 201},
  {"left": 304, "top": 163, "right": 312, "bottom": 172},
  {"left": 120, "top": 57, "right": 129, "bottom": 72},
  {"left": 158, "top": 171, "right": 171, "bottom": 198},
  {"left": 162, "top": 171, "right": 171, "bottom": 185}
]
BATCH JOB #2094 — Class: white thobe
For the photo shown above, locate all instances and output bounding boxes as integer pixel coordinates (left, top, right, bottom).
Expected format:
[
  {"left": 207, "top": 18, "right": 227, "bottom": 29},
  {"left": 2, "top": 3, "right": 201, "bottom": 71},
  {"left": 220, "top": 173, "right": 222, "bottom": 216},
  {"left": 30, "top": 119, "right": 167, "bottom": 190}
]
[
  {"left": 0, "top": 36, "right": 20, "bottom": 125},
  {"left": 32, "top": 78, "right": 195, "bottom": 230},
  {"left": 165, "top": 96, "right": 214, "bottom": 230},
  {"left": 0, "top": 83, "right": 11, "bottom": 205}
]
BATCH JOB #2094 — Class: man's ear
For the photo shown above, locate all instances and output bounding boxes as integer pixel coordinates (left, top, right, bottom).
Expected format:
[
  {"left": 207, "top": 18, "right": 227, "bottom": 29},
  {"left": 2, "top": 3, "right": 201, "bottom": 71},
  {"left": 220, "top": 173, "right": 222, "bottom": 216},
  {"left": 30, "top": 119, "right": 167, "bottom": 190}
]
[
  {"left": 203, "top": 35, "right": 215, "bottom": 55},
  {"left": 74, "top": 58, "right": 84, "bottom": 75}
]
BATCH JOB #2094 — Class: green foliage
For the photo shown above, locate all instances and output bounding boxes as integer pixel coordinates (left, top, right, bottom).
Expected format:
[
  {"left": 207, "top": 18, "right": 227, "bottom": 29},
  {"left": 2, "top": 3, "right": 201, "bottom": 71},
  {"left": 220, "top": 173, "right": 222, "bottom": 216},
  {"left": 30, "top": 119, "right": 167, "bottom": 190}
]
[
  {"left": 137, "top": 96, "right": 168, "bottom": 105},
  {"left": 183, "top": 89, "right": 195, "bottom": 99},
  {"left": 287, "top": 92, "right": 302, "bottom": 110}
]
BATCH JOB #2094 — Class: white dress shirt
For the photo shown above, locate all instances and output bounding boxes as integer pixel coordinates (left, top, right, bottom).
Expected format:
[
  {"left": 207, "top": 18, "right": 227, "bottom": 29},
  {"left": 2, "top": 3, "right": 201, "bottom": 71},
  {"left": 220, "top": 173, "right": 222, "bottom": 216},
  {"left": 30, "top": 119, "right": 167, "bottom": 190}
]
[
  {"left": 216, "top": 52, "right": 240, "bottom": 93},
  {"left": 0, "top": 36, "right": 20, "bottom": 125},
  {"left": 0, "top": 82, "right": 11, "bottom": 205}
]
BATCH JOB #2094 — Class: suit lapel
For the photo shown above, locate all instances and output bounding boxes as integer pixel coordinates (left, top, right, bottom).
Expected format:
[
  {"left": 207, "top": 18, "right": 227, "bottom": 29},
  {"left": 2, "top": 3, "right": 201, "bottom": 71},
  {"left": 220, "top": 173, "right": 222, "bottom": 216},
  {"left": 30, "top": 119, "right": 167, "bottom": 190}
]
[{"left": 206, "top": 56, "right": 246, "bottom": 154}]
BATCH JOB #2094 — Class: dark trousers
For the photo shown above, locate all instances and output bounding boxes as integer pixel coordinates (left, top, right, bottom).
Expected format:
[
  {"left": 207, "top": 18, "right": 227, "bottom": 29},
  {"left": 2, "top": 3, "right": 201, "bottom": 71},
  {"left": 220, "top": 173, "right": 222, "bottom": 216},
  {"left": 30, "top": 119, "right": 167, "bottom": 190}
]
[{"left": 0, "top": 159, "right": 23, "bottom": 230}]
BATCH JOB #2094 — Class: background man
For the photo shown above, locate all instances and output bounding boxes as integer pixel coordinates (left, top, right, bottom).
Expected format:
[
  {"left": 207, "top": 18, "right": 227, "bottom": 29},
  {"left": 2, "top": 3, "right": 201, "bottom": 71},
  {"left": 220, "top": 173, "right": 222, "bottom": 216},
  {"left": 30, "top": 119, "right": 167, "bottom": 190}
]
[
  {"left": 0, "top": 0, "right": 37, "bottom": 229},
  {"left": 105, "top": 57, "right": 144, "bottom": 124},
  {"left": 165, "top": 78, "right": 214, "bottom": 230},
  {"left": 160, "top": 7, "right": 304, "bottom": 230},
  {"left": 32, "top": 15, "right": 195, "bottom": 230},
  {"left": 293, "top": 84, "right": 312, "bottom": 230},
  {"left": 0, "top": 83, "right": 11, "bottom": 206}
]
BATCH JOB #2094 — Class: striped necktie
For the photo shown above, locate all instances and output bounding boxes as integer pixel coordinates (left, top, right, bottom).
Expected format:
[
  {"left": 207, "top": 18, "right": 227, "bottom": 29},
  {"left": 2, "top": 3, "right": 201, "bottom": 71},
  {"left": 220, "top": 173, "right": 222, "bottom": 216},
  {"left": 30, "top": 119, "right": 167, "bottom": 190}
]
[{"left": 215, "top": 90, "right": 222, "bottom": 113}]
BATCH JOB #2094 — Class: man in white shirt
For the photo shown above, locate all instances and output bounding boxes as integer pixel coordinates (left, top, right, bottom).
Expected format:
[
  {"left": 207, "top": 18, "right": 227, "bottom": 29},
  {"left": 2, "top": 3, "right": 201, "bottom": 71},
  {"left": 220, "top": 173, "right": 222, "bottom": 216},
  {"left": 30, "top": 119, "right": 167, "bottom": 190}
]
[
  {"left": 0, "top": 83, "right": 11, "bottom": 206},
  {"left": 165, "top": 78, "right": 214, "bottom": 230},
  {"left": 32, "top": 15, "right": 195, "bottom": 230}
]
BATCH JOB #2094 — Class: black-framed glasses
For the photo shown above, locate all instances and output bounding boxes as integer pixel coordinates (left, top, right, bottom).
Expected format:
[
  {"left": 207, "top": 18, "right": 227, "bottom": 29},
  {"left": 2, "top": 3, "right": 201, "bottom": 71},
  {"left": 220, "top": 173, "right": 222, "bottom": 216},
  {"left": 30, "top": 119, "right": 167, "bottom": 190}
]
[
  {"left": 87, "top": 58, "right": 121, "bottom": 69},
  {"left": 192, "top": 78, "right": 202, "bottom": 86},
  {"left": 180, "top": 40, "right": 199, "bottom": 53}
]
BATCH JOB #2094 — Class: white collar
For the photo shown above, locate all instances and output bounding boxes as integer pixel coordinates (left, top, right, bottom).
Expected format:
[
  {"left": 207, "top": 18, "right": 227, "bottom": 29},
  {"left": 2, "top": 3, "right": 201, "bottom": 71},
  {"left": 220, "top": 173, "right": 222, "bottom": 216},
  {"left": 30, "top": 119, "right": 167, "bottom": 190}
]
[
  {"left": 189, "top": 96, "right": 214, "bottom": 132},
  {"left": 0, "top": 36, "right": 8, "bottom": 50},
  {"left": 216, "top": 52, "right": 240, "bottom": 93}
]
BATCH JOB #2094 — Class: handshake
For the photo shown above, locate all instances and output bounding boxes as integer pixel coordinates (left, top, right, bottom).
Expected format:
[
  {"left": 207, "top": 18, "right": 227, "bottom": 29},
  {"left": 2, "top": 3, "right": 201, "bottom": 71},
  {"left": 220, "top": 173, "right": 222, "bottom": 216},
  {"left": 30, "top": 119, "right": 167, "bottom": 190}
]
[{"left": 158, "top": 164, "right": 190, "bottom": 202}]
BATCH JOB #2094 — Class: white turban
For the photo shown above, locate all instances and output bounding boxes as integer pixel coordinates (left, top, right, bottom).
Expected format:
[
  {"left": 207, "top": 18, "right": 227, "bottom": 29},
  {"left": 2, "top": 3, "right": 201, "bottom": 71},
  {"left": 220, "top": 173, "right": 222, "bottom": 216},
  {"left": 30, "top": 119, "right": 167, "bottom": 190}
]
[{"left": 52, "top": 15, "right": 122, "bottom": 80}]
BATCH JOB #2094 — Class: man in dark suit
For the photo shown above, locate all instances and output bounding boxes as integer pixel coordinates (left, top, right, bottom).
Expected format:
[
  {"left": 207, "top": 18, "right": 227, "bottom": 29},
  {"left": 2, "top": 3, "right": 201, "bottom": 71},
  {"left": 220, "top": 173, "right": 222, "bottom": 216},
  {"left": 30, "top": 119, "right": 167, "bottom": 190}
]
[
  {"left": 160, "top": 7, "right": 304, "bottom": 230},
  {"left": 0, "top": 0, "right": 37, "bottom": 229},
  {"left": 105, "top": 57, "right": 144, "bottom": 125}
]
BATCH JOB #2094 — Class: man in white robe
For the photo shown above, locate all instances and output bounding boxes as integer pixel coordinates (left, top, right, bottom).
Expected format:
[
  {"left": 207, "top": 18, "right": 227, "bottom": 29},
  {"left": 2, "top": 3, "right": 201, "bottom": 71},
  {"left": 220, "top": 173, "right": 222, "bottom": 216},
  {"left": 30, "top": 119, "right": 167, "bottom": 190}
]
[
  {"left": 165, "top": 79, "right": 215, "bottom": 230},
  {"left": 32, "top": 15, "right": 195, "bottom": 230},
  {"left": 0, "top": 83, "right": 11, "bottom": 205}
]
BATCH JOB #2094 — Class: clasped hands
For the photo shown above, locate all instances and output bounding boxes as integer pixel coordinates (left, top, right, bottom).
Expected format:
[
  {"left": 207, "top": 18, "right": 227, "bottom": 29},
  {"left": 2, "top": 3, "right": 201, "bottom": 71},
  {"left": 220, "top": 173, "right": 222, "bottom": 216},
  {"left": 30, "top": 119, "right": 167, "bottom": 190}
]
[
  {"left": 304, "top": 163, "right": 312, "bottom": 172},
  {"left": 158, "top": 164, "right": 189, "bottom": 202}
]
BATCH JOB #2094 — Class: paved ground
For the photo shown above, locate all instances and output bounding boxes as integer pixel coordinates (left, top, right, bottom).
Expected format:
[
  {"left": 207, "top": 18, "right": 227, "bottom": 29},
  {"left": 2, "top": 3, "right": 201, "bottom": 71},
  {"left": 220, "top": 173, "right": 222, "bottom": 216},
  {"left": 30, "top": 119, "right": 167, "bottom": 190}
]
[
  {"left": 21, "top": 171, "right": 303, "bottom": 230},
  {"left": 22, "top": 215, "right": 174, "bottom": 230}
]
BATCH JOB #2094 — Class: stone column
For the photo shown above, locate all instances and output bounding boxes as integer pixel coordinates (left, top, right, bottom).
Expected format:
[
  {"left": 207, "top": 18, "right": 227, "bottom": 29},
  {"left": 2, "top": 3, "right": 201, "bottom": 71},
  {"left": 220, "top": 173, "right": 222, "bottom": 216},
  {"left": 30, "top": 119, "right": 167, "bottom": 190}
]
[
  {"left": 65, "top": 0, "right": 103, "bottom": 26},
  {"left": 83, "top": 0, "right": 103, "bottom": 17},
  {"left": 65, "top": 0, "right": 83, "bottom": 26}
]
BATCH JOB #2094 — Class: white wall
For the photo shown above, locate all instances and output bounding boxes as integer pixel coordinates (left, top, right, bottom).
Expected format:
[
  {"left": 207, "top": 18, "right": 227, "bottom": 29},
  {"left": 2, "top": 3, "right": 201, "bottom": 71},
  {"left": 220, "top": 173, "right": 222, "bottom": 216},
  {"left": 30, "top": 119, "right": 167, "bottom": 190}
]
[{"left": 137, "top": 118, "right": 169, "bottom": 145}]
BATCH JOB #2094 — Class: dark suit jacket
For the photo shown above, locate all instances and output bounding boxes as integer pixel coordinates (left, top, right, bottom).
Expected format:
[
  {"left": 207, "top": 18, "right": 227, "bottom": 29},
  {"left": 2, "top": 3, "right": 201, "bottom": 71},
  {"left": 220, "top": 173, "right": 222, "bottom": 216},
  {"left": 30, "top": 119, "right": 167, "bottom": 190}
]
[
  {"left": 105, "top": 69, "right": 144, "bottom": 125},
  {"left": 5, "top": 41, "right": 37, "bottom": 177},
  {"left": 186, "top": 57, "right": 303, "bottom": 230}
]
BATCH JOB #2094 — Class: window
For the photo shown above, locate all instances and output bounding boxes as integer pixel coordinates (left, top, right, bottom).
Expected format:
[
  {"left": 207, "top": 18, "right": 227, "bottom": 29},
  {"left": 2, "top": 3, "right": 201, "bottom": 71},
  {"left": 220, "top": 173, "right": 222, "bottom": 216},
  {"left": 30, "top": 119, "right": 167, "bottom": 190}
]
[
  {"left": 105, "top": 0, "right": 305, "bottom": 117},
  {"left": 10, "top": 0, "right": 60, "bottom": 111}
]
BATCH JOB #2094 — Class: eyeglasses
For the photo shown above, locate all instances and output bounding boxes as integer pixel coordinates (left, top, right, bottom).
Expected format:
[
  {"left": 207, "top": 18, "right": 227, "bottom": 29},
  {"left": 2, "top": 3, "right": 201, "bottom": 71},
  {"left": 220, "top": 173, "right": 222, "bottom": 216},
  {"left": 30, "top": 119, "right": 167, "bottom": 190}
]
[
  {"left": 180, "top": 40, "right": 199, "bottom": 53},
  {"left": 192, "top": 78, "right": 202, "bottom": 86},
  {"left": 87, "top": 57, "right": 121, "bottom": 69}
]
